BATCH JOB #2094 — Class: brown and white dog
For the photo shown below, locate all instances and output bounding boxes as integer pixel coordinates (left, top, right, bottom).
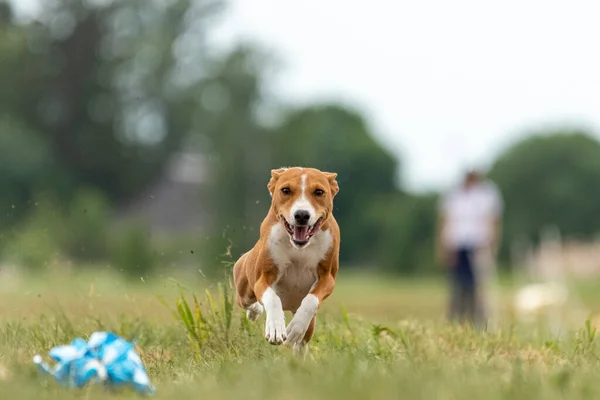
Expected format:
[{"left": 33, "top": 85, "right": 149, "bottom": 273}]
[{"left": 233, "top": 167, "right": 340, "bottom": 355}]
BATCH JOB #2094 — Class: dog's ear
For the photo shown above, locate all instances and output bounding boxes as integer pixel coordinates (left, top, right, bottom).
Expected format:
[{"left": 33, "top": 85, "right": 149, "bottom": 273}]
[
  {"left": 268, "top": 168, "right": 287, "bottom": 196},
  {"left": 324, "top": 172, "right": 339, "bottom": 197}
]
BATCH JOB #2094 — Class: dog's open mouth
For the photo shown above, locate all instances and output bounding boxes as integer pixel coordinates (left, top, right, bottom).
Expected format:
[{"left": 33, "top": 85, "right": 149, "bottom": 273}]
[{"left": 282, "top": 217, "right": 323, "bottom": 246}]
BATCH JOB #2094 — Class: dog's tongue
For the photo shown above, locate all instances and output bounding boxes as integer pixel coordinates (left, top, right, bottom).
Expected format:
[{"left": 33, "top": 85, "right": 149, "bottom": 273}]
[{"left": 293, "top": 226, "right": 309, "bottom": 242}]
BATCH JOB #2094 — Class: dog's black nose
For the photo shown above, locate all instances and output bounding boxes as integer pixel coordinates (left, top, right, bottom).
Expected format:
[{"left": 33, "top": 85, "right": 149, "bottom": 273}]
[{"left": 294, "top": 210, "right": 310, "bottom": 225}]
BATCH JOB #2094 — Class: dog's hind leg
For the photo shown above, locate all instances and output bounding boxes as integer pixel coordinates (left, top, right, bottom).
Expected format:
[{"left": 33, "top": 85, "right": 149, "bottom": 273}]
[
  {"left": 233, "top": 253, "right": 262, "bottom": 321},
  {"left": 246, "top": 302, "right": 264, "bottom": 322},
  {"left": 235, "top": 289, "right": 262, "bottom": 322}
]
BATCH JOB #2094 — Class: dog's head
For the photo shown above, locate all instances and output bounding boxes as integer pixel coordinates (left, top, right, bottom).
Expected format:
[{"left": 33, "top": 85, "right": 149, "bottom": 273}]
[{"left": 268, "top": 167, "right": 339, "bottom": 249}]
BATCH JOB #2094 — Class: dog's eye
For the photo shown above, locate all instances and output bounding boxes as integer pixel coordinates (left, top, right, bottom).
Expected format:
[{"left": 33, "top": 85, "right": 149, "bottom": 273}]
[
  {"left": 281, "top": 187, "right": 291, "bottom": 195},
  {"left": 314, "top": 189, "right": 324, "bottom": 196}
]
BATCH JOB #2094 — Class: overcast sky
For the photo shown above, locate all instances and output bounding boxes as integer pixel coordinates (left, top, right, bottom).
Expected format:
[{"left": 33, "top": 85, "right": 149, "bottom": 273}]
[{"left": 14, "top": 0, "right": 600, "bottom": 191}]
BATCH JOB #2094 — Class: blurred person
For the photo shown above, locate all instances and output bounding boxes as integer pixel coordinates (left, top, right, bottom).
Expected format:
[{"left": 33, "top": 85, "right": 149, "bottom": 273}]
[{"left": 436, "top": 169, "right": 503, "bottom": 328}]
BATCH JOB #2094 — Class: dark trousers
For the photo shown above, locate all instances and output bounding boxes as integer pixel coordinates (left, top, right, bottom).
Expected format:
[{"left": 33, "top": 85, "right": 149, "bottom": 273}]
[{"left": 448, "top": 247, "right": 484, "bottom": 326}]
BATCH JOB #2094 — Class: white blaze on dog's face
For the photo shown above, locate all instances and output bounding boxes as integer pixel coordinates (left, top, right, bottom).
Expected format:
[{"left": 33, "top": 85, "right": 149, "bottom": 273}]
[{"left": 268, "top": 167, "right": 339, "bottom": 249}]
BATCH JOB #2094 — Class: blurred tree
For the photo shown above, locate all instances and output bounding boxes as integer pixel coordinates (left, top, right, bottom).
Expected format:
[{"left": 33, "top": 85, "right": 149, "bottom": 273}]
[
  {"left": 489, "top": 131, "right": 600, "bottom": 262},
  {"left": 0, "top": 0, "right": 223, "bottom": 225},
  {"left": 371, "top": 192, "right": 438, "bottom": 274},
  {"left": 0, "top": 1, "right": 12, "bottom": 27},
  {"left": 0, "top": 118, "right": 61, "bottom": 226},
  {"left": 192, "top": 45, "right": 273, "bottom": 270},
  {"left": 269, "top": 105, "right": 400, "bottom": 265}
]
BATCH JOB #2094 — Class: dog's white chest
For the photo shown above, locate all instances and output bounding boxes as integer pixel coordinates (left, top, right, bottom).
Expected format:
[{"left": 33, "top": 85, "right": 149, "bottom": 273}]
[{"left": 268, "top": 223, "right": 332, "bottom": 312}]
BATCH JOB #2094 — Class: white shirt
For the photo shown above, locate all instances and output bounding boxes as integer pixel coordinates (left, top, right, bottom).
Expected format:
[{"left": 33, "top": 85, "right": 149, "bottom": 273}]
[{"left": 440, "top": 180, "right": 503, "bottom": 249}]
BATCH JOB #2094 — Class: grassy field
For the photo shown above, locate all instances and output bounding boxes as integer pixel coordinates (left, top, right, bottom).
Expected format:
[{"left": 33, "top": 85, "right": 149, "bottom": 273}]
[{"left": 1, "top": 269, "right": 600, "bottom": 399}]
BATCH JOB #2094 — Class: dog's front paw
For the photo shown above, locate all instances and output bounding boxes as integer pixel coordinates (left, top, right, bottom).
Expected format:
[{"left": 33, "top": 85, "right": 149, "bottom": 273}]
[
  {"left": 284, "top": 295, "right": 319, "bottom": 346},
  {"left": 265, "top": 316, "right": 286, "bottom": 345},
  {"left": 284, "top": 316, "right": 310, "bottom": 346}
]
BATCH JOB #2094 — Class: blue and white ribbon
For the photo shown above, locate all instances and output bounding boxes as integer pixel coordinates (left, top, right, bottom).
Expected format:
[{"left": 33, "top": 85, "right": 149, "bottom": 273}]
[{"left": 33, "top": 332, "right": 155, "bottom": 395}]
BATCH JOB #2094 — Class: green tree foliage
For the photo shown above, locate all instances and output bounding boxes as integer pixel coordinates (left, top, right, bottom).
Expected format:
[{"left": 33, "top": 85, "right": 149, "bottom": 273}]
[
  {"left": 0, "top": 118, "right": 60, "bottom": 226},
  {"left": 193, "top": 46, "right": 273, "bottom": 268},
  {"left": 489, "top": 131, "right": 600, "bottom": 261},
  {"left": 1, "top": 189, "right": 110, "bottom": 270},
  {"left": 0, "top": 0, "right": 222, "bottom": 224},
  {"left": 371, "top": 192, "right": 438, "bottom": 275},
  {"left": 269, "top": 105, "right": 400, "bottom": 264},
  {"left": 110, "top": 220, "right": 157, "bottom": 278}
]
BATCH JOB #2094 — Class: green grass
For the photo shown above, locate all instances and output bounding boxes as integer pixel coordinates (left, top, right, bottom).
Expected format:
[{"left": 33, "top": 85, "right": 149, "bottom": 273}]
[{"left": 1, "top": 270, "right": 600, "bottom": 399}]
